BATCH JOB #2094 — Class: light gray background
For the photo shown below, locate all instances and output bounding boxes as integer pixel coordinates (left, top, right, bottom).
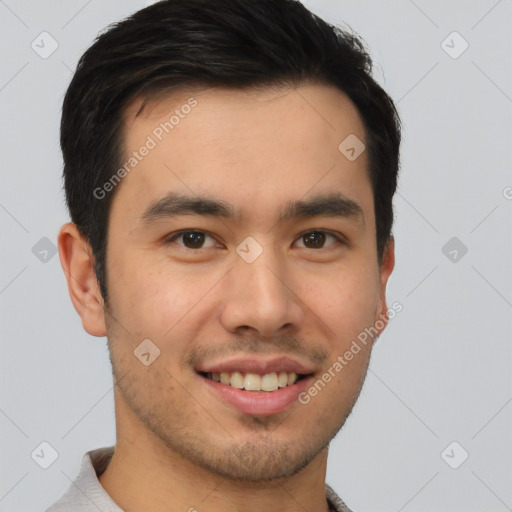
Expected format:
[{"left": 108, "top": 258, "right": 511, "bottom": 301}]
[{"left": 1, "top": 1, "right": 511, "bottom": 511}]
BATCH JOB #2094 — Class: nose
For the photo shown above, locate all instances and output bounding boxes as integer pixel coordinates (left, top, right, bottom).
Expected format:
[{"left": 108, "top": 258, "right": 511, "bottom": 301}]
[{"left": 219, "top": 248, "right": 304, "bottom": 338}]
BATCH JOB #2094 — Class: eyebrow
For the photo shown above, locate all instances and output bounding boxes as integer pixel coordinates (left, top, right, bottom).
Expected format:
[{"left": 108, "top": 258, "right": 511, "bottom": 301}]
[
  {"left": 139, "top": 192, "right": 364, "bottom": 226},
  {"left": 279, "top": 193, "right": 364, "bottom": 225},
  {"left": 140, "top": 193, "right": 234, "bottom": 223}
]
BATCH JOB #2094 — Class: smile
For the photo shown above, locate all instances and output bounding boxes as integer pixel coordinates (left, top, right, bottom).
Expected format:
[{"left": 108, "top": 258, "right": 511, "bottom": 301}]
[{"left": 200, "top": 371, "right": 308, "bottom": 392}]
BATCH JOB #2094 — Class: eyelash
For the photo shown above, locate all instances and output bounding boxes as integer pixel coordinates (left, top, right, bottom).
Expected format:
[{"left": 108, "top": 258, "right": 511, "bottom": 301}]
[{"left": 164, "top": 229, "right": 347, "bottom": 249}]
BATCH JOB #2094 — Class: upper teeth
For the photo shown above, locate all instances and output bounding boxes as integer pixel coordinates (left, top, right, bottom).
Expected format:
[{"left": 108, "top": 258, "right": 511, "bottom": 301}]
[{"left": 206, "top": 371, "right": 298, "bottom": 391}]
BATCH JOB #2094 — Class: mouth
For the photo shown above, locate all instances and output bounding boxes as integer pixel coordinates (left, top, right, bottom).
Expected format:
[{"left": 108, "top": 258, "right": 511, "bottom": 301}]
[
  {"left": 195, "top": 357, "right": 315, "bottom": 415},
  {"left": 198, "top": 371, "right": 310, "bottom": 392}
]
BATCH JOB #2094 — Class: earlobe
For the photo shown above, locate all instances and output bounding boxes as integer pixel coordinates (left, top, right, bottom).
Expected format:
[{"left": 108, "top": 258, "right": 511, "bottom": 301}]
[
  {"left": 374, "top": 236, "right": 396, "bottom": 339},
  {"left": 58, "top": 223, "right": 107, "bottom": 337}
]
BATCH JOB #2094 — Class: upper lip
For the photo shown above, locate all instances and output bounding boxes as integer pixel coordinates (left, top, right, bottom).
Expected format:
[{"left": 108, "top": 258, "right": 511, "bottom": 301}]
[{"left": 196, "top": 356, "right": 315, "bottom": 375}]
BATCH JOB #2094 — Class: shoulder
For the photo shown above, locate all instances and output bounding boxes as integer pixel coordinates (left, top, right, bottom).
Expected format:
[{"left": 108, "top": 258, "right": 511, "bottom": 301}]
[
  {"left": 44, "top": 446, "right": 120, "bottom": 512},
  {"left": 325, "top": 483, "right": 355, "bottom": 512}
]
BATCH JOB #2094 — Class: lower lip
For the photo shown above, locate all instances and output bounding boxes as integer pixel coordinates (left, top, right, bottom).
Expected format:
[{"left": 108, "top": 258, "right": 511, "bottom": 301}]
[{"left": 199, "top": 374, "right": 313, "bottom": 416}]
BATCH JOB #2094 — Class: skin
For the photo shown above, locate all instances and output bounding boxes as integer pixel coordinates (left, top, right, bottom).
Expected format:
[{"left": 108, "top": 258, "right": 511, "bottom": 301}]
[{"left": 58, "top": 83, "right": 395, "bottom": 512}]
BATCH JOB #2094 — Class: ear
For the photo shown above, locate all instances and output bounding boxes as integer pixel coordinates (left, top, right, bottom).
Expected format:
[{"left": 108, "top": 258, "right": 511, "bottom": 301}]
[
  {"left": 373, "top": 236, "right": 395, "bottom": 339},
  {"left": 58, "top": 223, "right": 107, "bottom": 337}
]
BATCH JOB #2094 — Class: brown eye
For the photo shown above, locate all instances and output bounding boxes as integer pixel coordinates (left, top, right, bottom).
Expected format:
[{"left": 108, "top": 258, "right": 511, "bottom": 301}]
[
  {"left": 295, "top": 231, "right": 341, "bottom": 249},
  {"left": 302, "top": 231, "right": 326, "bottom": 249},
  {"left": 182, "top": 231, "right": 205, "bottom": 248},
  {"left": 168, "top": 231, "right": 217, "bottom": 249}
]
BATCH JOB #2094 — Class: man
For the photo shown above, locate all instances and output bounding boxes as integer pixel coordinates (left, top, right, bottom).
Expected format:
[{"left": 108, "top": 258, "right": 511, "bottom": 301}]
[{"left": 47, "top": 0, "right": 400, "bottom": 510}]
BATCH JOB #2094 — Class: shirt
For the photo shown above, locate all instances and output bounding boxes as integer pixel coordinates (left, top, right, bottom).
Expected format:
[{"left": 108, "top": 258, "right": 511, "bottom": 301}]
[{"left": 45, "top": 446, "right": 354, "bottom": 512}]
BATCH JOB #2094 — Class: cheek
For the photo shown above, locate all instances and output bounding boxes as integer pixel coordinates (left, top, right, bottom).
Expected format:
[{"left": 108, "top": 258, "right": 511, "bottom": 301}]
[
  {"left": 304, "top": 264, "right": 380, "bottom": 340},
  {"left": 107, "top": 252, "right": 168, "bottom": 335},
  {"left": 108, "top": 253, "right": 219, "bottom": 340}
]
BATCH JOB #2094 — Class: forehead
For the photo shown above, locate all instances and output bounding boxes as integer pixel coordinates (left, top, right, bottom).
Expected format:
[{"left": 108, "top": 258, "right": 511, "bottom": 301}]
[{"left": 113, "top": 84, "right": 371, "bottom": 224}]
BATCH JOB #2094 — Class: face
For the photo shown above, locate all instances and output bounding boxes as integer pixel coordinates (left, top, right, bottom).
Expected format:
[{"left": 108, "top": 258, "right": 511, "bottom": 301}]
[{"left": 100, "top": 84, "right": 394, "bottom": 480}]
